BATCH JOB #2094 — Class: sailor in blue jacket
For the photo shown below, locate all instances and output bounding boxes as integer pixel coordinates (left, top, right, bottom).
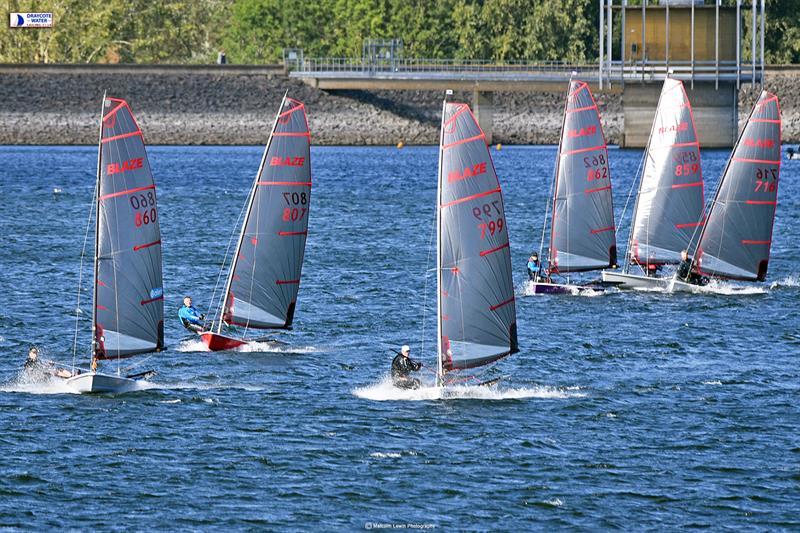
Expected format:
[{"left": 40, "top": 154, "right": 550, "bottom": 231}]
[
  {"left": 179, "top": 296, "right": 206, "bottom": 334},
  {"left": 527, "top": 253, "right": 544, "bottom": 281}
]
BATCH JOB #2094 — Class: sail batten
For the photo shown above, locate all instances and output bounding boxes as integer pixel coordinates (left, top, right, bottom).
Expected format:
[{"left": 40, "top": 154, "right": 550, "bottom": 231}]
[
  {"left": 94, "top": 97, "right": 164, "bottom": 360},
  {"left": 221, "top": 95, "right": 311, "bottom": 331},
  {"left": 549, "top": 81, "right": 616, "bottom": 273},
  {"left": 437, "top": 101, "right": 518, "bottom": 376},
  {"left": 692, "top": 91, "right": 781, "bottom": 281},
  {"left": 628, "top": 79, "right": 705, "bottom": 267}
]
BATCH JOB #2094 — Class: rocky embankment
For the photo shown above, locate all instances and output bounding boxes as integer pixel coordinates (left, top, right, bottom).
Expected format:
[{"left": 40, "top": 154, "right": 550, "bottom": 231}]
[{"left": 0, "top": 65, "right": 797, "bottom": 145}]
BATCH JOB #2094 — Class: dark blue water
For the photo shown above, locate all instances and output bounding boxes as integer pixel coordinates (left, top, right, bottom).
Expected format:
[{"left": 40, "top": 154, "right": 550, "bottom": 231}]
[{"left": 1, "top": 145, "right": 798, "bottom": 530}]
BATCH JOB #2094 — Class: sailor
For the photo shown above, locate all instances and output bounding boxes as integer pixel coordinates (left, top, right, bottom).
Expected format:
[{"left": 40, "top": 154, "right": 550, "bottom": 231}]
[
  {"left": 179, "top": 296, "right": 206, "bottom": 334},
  {"left": 23, "top": 346, "right": 73, "bottom": 379},
  {"left": 645, "top": 263, "right": 661, "bottom": 277},
  {"left": 391, "top": 345, "right": 422, "bottom": 389},
  {"left": 527, "top": 253, "right": 544, "bottom": 281},
  {"left": 676, "top": 249, "right": 708, "bottom": 285}
]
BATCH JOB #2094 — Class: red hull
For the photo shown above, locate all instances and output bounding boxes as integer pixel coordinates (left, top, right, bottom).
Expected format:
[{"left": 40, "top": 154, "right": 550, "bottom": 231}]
[{"left": 200, "top": 332, "right": 249, "bottom": 351}]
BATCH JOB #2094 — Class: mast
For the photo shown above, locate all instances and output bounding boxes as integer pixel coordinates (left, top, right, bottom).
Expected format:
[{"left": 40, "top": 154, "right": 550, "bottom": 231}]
[
  {"left": 217, "top": 91, "right": 287, "bottom": 334},
  {"left": 91, "top": 92, "right": 106, "bottom": 366},
  {"left": 547, "top": 81, "right": 570, "bottom": 274},
  {"left": 436, "top": 93, "right": 448, "bottom": 388}
]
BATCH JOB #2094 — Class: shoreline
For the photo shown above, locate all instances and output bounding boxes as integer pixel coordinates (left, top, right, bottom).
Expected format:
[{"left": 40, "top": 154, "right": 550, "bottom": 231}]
[{"left": 0, "top": 65, "right": 798, "bottom": 145}]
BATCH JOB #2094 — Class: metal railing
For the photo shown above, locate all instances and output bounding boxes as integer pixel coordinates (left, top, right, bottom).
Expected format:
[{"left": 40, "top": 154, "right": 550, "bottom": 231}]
[
  {"left": 291, "top": 57, "right": 597, "bottom": 74},
  {"left": 290, "top": 56, "right": 763, "bottom": 87}
]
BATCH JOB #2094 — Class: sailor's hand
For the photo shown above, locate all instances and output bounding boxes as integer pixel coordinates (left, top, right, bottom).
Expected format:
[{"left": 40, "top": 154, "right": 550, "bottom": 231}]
[{"left": 199, "top": 314, "right": 206, "bottom": 320}]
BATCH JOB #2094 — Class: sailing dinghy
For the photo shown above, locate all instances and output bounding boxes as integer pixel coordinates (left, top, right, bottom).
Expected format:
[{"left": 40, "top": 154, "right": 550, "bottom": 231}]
[
  {"left": 530, "top": 80, "right": 616, "bottom": 294},
  {"left": 201, "top": 94, "right": 311, "bottom": 351},
  {"left": 66, "top": 96, "right": 164, "bottom": 394},
  {"left": 433, "top": 96, "right": 518, "bottom": 387},
  {"left": 602, "top": 77, "right": 705, "bottom": 290},
  {"left": 669, "top": 90, "right": 781, "bottom": 292}
]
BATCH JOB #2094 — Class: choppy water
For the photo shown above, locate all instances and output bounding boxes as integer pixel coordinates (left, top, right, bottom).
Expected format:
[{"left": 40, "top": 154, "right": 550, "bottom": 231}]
[{"left": 0, "top": 144, "right": 798, "bottom": 530}]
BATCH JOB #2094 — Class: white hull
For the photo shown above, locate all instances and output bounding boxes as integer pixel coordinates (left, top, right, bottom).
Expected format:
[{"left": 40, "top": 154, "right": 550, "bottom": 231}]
[
  {"left": 666, "top": 278, "right": 709, "bottom": 293},
  {"left": 601, "top": 270, "right": 670, "bottom": 290},
  {"left": 65, "top": 372, "right": 140, "bottom": 394}
]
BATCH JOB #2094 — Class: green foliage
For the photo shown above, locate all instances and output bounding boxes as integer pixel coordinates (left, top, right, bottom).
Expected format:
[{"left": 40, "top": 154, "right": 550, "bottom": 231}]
[{"left": 0, "top": 0, "right": 797, "bottom": 64}]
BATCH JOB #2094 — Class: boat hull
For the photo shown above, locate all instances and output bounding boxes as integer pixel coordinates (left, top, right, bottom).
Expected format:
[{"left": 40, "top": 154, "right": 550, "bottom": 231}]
[
  {"left": 65, "top": 372, "right": 139, "bottom": 394},
  {"left": 200, "top": 332, "right": 249, "bottom": 351},
  {"left": 529, "top": 281, "right": 603, "bottom": 294},
  {"left": 601, "top": 271, "right": 670, "bottom": 290}
]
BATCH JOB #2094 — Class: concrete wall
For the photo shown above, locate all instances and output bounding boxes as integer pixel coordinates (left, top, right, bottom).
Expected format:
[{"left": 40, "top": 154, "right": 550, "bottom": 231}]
[{"left": 622, "top": 81, "right": 738, "bottom": 148}]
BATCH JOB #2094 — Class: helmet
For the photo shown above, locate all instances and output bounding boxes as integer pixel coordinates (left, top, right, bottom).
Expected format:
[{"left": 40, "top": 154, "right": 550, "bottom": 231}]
[{"left": 401, "top": 345, "right": 410, "bottom": 354}]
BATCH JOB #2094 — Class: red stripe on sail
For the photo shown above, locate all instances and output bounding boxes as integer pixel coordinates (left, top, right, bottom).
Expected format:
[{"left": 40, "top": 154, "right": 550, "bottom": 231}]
[
  {"left": 102, "top": 101, "right": 126, "bottom": 122},
  {"left": 99, "top": 184, "right": 155, "bottom": 201},
  {"left": 443, "top": 104, "right": 469, "bottom": 130},
  {"left": 676, "top": 221, "right": 704, "bottom": 228},
  {"left": 272, "top": 132, "right": 310, "bottom": 137},
  {"left": 733, "top": 157, "right": 781, "bottom": 165},
  {"left": 441, "top": 187, "right": 501, "bottom": 208},
  {"left": 563, "top": 144, "right": 605, "bottom": 156},
  {"left": 489, "top": 296, "right": 515, "bottom": 311},
  {"left": 278, "top": 105, "right": 303, "bottom": 119},
  {"left": 276, "top": 279, "right": 300, "bottom": 285},
  {"left": 568, "top": 82, "right": 588, "bottom": 99},
  {"left": 751, "top": 119, "right": 780, "bottom": 124},
  {"left": 479, "top": 242, "right": 509, "bottom": 257},
  {"left": 97, "top": 304, "right": 109, "bottom": 311},
  {"left": 566, "top": 104, "right": 597, "bottom": 114},
  {"left": 652, "top": 141, "right": 699, "bottom": 150},
  {"left": 140, "top": 295, "right": 163, "bottom": 305},
  {"left": 755, "top": 95, "right": 778, "bottom": 107},
  {"left": 741, "top": 239, "right": 771, "bottom": 245},
  {"left": 257, "top": 181, "right": 312, "bottom": 187},
  {"left": 97, "top": 280, "right": 107, "bottom": 287},
  {"left": 133, "top": 240, "right": 161, "bottom": 251},
  {"left": 590, "top": 226, "right": 615, "bottom": 234},
  {"left": 746, "top": 200, "right": 777, "bottom": 205},
  {"left": 102, "top": 130, "right": 143, "bottom": 144},
  {"left": 585, "top": 185, "right": 611, "bottom": 194},
  {"left": 278, "top": 231, "right": 307, "bottom": 236},
  {"left": 443, "top": 133, "right": 485, "bottom": 150},
  {"left": 672, "top": 181, "right": 703, "bottom": 189}
]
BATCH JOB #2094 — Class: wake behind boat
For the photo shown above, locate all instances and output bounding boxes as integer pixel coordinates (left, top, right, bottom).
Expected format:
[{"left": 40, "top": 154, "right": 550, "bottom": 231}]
[
  {"left": 201, "top": 93, "right": 311, "bottom": 351},
  {"left": 528, "top": 79, "right": 616, "bottom": 295},
  {"left": 63, "top": 95, "right": 164, "bottom": 394}
]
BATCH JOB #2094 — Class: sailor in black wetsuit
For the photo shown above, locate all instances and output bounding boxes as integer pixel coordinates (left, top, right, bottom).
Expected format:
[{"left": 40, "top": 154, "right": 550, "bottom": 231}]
[
  {"left": 676, "top": 249, "right": 708, "bottom": 285},
  {"left": 23, "top": 346, "right": 73, "bottom": 379},
  {"left": 391, "top": 345, "right": 422, "bottom": 389}
]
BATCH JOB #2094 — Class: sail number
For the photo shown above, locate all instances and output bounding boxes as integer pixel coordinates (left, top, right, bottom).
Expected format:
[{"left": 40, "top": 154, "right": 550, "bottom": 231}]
[
  {"left": 472, "top": 201, "right": 504, "bottom": 239},
  {"left": 672, "top": 150, "right": 698, "bottom": 163},
  {"left": 583, "top": 154, "right": 608, "bottom": 181},
  {"left": 130, "top": 191, "right": 157, "bottom": 228},
  {"left": 675, "top": 163, "right": 699, "bottom": 176},
  {"left": 282, "top": 191, "right": 308, "bottom": 222},
  {"left": 754, "top": 168, "right": 779, "bottom": 192}
]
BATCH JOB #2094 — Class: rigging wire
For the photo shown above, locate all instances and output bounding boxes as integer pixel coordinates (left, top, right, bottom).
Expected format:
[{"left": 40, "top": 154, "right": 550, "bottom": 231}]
[
  {"left": 618, "top": 148, "right": 647, "bottom": 272},
  {"left": 206, "top": 194, "right": 249, "bottom": 328},
  {"left": 420, "top": 205, "right": 437, "bottom": 360},
  {"left": 71, "top": 179, "right": 99, "bottom": 371}
]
